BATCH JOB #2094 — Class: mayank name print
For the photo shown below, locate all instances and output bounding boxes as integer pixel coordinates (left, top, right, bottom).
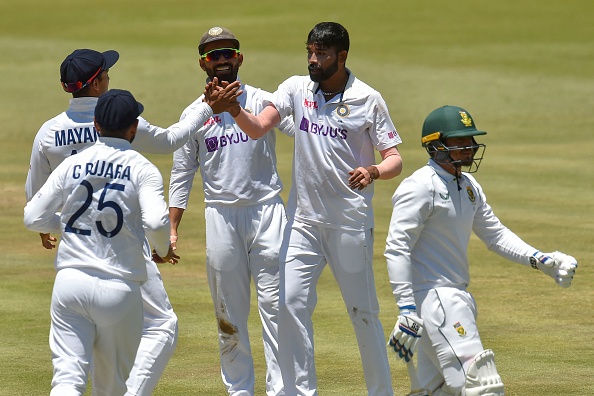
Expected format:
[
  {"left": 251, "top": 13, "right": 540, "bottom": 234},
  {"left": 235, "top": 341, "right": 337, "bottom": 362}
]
[{"left": 55, "top": 127, "right": 99, "bottom": 147}]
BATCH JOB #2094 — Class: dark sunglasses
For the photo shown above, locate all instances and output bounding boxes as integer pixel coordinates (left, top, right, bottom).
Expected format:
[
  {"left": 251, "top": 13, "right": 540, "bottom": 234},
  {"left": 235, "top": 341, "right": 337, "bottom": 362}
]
[
  {"left": 201, "top": 48, "right": 240, "bottom": 62},
  {"left": 61, "top": 67, "right": 103, "bottom": 93}
]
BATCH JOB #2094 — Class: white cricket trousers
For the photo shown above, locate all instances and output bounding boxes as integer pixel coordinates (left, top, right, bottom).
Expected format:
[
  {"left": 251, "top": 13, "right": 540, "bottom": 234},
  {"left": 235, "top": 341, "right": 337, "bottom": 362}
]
[
  {"left": 205, "top": 196, "right": 286, "bottom": 396},
  {"left": 415, "top": 287, "right": 485, "bottom": 395},
  {"left": 49, "top": 268, "right": 143, "bottom": 396},
  {"left": 278, "top": 220, "right": 393, "bottom": 396},
  {"left": 125, "top": 256, "right": 178, "bottom": 395}
]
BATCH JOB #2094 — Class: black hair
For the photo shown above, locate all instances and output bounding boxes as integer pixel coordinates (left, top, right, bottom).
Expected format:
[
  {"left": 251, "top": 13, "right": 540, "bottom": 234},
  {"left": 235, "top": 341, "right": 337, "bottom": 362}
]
[{"left": 306, "top": 22, "right": 349, "bottom": 53}]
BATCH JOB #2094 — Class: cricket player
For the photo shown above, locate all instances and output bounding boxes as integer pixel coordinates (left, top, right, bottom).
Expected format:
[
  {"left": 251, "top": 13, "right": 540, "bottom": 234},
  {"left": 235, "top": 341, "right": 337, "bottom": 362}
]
[
  {"left": 207, "top": 22, "right": 403, "bottom": 396},
  {"left": 25, "top": 48, "right": 240, "bottom": 395},
  {"left": 384, "top": 105, "right": 578, "bottom": 396},
  {"left": 168, "top": 27, "right": 294, "bottom": 396},
  {"left": 24, "top": 89, "right": 176, "bottom": 396}
]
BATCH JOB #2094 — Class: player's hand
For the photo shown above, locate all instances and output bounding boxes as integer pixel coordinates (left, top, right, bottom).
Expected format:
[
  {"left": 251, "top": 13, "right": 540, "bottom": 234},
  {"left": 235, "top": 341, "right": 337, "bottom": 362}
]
[
  {"left": 152, "top": 245, "right": 180, "bottom": 265},
  {"left": 531, "top": 251, "right": 577, "bottom": 288},
  {"left": 389, "top": 307, "right": 424, "bottom": 362},
  {"left": 39, "top": 233, "right": 57, "bottom": 249},
  {"left": 204, "top": 77, "right": 242, "bottom": 114},
  {"left": 348, "top": 166, "right": 379, "bottom": 190}
]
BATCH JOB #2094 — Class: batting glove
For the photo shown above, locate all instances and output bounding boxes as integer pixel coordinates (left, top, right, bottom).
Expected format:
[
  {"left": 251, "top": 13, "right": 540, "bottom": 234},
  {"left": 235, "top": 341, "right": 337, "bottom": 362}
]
[
  {"left": 530, "top": 251, "right": 578, "bottom": 288},
  {"left": 389, "top": 306, "right": 424, "bottom": 362}
]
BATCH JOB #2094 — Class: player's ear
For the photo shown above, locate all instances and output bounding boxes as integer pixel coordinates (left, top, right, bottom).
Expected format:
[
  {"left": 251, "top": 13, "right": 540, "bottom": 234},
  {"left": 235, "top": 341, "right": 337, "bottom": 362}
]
[
  {"left": 199, "top": 58, "right": 207, "bottom": 72},
  {"left": 94, "top": 119, "right": 102, "bottom": 136},
  {"left": 237, "top": 53, "right": 244, "bottom": 68},
  {"left": 338, "top": 50, "right": 348, "bottom": 65},
  {"left": 128, "top": 119, "right": 139, "bottom": 143}
]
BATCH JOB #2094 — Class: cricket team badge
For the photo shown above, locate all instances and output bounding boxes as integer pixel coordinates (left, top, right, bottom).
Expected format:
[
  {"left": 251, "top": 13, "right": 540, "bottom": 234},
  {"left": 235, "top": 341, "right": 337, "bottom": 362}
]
[
  {"left": 454, "top": 322, "right": 467, "bottom": 338},
  {"left": 208, "top": 27, "right": 223, "bottom": 36},
  {"left": 460, "top": 111, "right": 473, "bottom": 127},
  {"left": 466, "top": 186, "right": 476, "bottom": 203},
  {"left": 336, "top": 104, "right": 350, "bottom": 117}
]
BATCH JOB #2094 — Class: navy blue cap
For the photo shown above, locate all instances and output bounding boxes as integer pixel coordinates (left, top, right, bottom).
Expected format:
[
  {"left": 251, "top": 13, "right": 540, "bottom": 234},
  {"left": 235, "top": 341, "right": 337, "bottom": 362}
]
[
  {"left": 95, "top": 89, "right": 144, "bottom": 131},
  {"left": 60, "top": 49, "right": 119, "bottom": 93}
]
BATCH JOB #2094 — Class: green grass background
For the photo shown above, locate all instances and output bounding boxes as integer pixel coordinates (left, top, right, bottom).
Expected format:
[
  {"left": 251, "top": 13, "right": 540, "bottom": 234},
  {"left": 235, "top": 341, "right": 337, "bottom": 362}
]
[{"left": 1, "top": 0, "right": 593, "bottom": 395}]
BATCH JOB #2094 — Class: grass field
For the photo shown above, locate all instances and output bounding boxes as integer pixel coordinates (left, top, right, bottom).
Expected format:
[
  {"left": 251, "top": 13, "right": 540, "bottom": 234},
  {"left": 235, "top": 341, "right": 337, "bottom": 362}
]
[{"left": 1, "top": 0, "right": 593, "bottom": 395}]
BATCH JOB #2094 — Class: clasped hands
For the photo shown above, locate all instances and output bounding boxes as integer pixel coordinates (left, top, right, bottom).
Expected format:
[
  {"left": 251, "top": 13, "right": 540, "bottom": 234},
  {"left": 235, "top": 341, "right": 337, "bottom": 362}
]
[
  {"left": 348, "top": 165, "right": 379, "bottom": 190},
  {"left": 203, "top": 77, "right": 243, "bottom": 115}
]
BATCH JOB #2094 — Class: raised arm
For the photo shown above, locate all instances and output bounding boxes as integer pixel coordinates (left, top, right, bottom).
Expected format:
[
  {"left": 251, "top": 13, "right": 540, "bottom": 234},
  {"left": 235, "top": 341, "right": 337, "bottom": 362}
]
[{"left": 204, "top": 79, "right": 281, "bottom": 139}]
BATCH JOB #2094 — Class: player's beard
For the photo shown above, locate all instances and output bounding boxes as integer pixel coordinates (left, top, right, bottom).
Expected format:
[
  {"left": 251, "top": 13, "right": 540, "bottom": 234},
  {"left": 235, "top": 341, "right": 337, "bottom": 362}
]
[
  {"left": 308, "top": 58, "right": 339, "bottom": 83},
  {"left": 206, "top": 62, "right": 239, "bottom": 84}
]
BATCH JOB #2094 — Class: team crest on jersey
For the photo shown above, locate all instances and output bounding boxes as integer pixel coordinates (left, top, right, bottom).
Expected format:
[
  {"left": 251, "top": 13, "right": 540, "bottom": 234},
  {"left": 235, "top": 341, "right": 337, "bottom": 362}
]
[
  {"left": 336, "top": 104, "right": 350, "bottom": 117},
  {"left": 460, "top": 111, "right": 473, "bottom": 127},
  {"left": 466, "top": 186, "right": 476, "bottom": 203},
  {"left": 454, "top": 322, "right": 467, "bottom": 338},
  {"left": 439, "top": 192, "right": 450, "bottom": 201}
]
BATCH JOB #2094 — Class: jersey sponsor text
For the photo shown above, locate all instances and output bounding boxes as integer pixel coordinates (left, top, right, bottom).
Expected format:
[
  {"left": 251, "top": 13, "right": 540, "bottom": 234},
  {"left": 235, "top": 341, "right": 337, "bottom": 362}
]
[
  {"left": 205, "top": 132, "right": 250, "bottom": 152},
  {"left": 299, "top": 117, "right": 347, "bottom": 139}
]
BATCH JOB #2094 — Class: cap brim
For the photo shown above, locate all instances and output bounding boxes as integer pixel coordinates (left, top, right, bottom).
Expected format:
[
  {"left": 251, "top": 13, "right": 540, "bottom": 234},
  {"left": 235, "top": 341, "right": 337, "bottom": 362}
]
[
  {"left": 447, "top": 130, "right": 487, "bottom": 138},
  {"left": 102, "top": 50, "right": 120, "bottom": 69}
]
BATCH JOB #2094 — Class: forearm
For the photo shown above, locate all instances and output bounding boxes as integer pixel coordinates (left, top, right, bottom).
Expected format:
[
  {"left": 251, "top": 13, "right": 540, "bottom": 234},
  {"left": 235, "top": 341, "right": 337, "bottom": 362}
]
[
  {"left": 231, "top": 104, "right": 280, "bottom": 139},
  {"left": 133, "top": 103, "right": 213, "bottom": 154},
  {"left": 169, "top": 207, "right": 185, "bottom": 236},
  {"left": 375, "top": 146, "right": 402, "bottom": 180}
]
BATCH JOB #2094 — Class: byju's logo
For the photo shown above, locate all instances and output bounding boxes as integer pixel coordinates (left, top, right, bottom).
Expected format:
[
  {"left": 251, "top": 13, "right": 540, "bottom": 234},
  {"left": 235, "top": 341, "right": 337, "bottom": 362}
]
[
  {"left": 205, "top": 133, "right": 250, "bottom": 152},
  {"left": 205, "top": 137, "right": 219, "bottom": 152},
  {"left": 299, "top": 117, "right": 347, "bottom": 140}
]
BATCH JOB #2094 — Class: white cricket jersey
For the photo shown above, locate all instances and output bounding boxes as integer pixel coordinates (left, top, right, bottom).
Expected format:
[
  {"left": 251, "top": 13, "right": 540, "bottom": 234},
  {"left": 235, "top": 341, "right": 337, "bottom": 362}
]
[
  {"left": 385, "top": 160, "right": 537, "bottom": 308},
  {"left": 272, "top": 71, "right": 401, "bottom": 230},
  {"left": 23, "top": 138, "right": 170, "bottom": 282},
  {"left": 169, "top": 80, "right": 294, "bottom": 208},
  {"left": 25, "top": 97, "right": 213, "bottom": 200}
]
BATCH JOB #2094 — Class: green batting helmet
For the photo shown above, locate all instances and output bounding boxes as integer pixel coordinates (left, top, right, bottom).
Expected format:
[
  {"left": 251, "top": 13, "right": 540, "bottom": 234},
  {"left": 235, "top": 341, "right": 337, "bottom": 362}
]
[{"left": 421, "top": 105, "right": 487, "bottom": 147}]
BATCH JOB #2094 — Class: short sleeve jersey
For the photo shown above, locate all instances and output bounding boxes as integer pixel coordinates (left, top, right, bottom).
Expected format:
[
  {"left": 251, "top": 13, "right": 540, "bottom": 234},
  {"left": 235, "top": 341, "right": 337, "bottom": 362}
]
[
  {"left": 272, "top": 71, "right": 402, "bottom": 230},
  {"left": 169, "top": 81, "right": 294, "bottom": 208}
]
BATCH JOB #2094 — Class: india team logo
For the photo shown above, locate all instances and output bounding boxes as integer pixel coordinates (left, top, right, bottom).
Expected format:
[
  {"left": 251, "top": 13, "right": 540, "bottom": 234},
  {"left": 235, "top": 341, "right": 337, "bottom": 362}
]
[
  {"left": 208, "top": 27, "right": 223, "bottom": 36},
  {"left": 460, "top": 111, "right": 473, "bottom": 127},
  {"left": 466, "top": 186, "right": 476, "bottom": 203},
  {"left": 336, "top": 104, "right": 350, "bottom": 117},
  {"left": 454, "top": 322, "right": 467, "bottom": 337}
]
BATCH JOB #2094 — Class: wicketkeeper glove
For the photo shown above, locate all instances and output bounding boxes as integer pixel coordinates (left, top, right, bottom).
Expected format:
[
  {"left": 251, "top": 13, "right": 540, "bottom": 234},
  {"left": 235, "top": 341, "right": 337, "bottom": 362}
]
[
  {"left": 530, "top": 251, "right": 578, "bottom": 288},
  {"left": 388, "top": 306, "right": 424, "bottom": 362}
]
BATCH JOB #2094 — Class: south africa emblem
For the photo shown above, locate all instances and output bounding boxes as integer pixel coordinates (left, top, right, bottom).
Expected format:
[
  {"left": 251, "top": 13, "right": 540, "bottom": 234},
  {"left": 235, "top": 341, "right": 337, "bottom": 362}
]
[
  {"left": 466, "top": 186, "right": 476, "bottom": 203},
  {"left": 454, "top": 322, "right": 467, "bottom": 338}
]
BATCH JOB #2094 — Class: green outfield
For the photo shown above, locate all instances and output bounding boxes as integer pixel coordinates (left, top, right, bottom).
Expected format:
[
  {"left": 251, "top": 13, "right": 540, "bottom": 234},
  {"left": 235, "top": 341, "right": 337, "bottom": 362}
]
[{"left": 1, "top": 0, "right": 593, "bottom": 394}]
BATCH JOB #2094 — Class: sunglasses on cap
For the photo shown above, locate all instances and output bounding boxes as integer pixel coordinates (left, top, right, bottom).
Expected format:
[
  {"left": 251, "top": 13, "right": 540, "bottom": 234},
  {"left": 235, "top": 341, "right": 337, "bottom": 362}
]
[
  {"left": 61, "top": 67, "right": 103, "bottom": 93},
  {"left": 201, "top": 48, "right": 240, "bottom": 62}
]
